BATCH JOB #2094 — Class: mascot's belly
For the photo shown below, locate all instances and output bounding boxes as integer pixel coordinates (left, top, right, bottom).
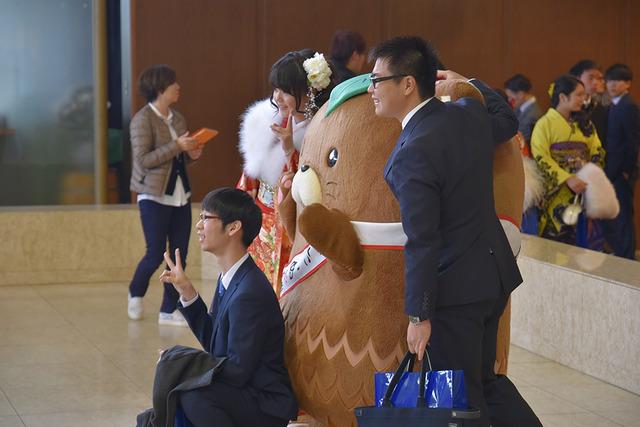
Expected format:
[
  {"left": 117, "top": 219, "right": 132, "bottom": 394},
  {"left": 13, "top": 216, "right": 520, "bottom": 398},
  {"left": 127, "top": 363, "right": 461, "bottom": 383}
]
[{"left": 280, "top": 250, "right": 406, "bottom": 427}]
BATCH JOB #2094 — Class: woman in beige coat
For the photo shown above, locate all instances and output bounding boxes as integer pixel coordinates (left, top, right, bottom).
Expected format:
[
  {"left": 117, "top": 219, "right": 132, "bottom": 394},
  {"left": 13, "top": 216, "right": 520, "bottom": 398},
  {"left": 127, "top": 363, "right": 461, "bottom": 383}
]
[{"left": 127, "top": 64, "right": 203, "bottom": 326}]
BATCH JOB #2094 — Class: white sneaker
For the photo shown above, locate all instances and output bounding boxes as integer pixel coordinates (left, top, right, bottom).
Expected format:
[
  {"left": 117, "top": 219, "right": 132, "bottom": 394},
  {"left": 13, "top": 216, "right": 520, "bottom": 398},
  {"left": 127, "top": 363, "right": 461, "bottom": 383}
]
[
  {"left": 127, "top": 294, "right": 143, "bottom": 320},
  {"left": 158, "top": 310, "right": 188, "bottom": 327}
]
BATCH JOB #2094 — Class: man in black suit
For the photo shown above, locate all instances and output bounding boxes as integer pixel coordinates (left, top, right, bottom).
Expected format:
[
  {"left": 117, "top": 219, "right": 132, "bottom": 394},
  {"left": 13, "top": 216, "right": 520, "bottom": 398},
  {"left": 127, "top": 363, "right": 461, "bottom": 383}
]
[
  {"left": 570, "top": 59, "right": 608, "bottom": 145},
  {"left": 160, "top": 188, "right": 298, "bottom": 427},
  {"left": 602, "top": 64, "right": 639, "bottom": 259},
  {"left": 504, "top": 73, "right": 542, "bottom": 144},
  {"left": 368, "top": 36, "right": 540, "bottom": 426}
]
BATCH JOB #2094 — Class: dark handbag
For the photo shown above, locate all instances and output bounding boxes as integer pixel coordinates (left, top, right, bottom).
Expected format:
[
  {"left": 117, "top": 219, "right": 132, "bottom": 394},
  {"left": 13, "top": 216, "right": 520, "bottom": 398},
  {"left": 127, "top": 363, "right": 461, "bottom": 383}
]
[{"left": 356, "top": 351, "right": 481, "bottom": 427}]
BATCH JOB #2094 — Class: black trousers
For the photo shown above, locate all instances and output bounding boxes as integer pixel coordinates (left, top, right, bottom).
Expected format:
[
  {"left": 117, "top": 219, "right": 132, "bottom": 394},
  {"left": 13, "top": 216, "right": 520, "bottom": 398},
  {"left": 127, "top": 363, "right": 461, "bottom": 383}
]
[
  {"left": 428, "top": 293, "right": 541, "bottom": 427},
  {"left": 129, "top": 199, "right": 191, "bottom": 313},
  {"left": 179, "top": 381, "right": 288, "bottom": 427},
  {"left": 602, "top": 177, "right": 636, "bottom": 259}
]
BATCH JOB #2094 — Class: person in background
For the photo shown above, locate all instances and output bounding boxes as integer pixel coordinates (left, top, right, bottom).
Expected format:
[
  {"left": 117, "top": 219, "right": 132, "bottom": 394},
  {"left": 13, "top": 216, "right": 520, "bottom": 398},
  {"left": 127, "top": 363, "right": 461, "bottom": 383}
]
[
  {"left": 127, "top": 64, "right": 204, "bottom": 326},
  {"left": 569, "top": 59, "right": 608, "bottom": 145},
  {"left": 601, "top": 63, "right": 639, "bottom": 259},
  {"left": 330, "top": 30, "right": 367, "bottom": 84},
  {"left": 531, "top": 75, "right": 604, "bottom": 247},
  {"left": 504, "top": 73, "right": 542, "bottom": 145}
]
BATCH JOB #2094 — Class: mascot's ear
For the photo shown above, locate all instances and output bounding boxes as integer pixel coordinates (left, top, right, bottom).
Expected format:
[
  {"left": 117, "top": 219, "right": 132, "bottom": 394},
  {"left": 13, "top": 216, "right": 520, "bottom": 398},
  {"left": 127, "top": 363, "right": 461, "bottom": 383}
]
[{"left": 292, "top": 165, "right": 323, "bottom": 207}]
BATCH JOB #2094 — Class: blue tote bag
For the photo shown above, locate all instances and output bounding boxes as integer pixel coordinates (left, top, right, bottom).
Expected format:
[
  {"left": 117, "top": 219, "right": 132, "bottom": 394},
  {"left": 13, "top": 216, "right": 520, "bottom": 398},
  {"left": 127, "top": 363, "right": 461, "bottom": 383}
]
[{"left": 355, "top": 351, "right": 480, "bottom": 427}]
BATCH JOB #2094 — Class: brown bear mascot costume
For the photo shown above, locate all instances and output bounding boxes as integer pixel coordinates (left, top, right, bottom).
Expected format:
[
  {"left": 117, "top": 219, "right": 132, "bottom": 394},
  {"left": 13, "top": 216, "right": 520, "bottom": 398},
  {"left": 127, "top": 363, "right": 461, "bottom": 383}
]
[{"left": 277, "top": 76, "right": 524, "bottom": 426}]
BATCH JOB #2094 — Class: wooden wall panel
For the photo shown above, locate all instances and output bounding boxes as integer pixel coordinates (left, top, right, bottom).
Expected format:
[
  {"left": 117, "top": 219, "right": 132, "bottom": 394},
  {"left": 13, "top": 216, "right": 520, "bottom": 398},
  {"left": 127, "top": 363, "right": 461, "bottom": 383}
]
[
  {"left": 132, "top": 0, "right": 261, "bottom": 199},
  {"left": 130, "top": 0, "right": 640, "bottom": 212},
  {"left": 383, "top": 0, "right": 507, "bottom": 89},
  {"left": 505, "top": 0, "right": 627, "bottom": 111}
]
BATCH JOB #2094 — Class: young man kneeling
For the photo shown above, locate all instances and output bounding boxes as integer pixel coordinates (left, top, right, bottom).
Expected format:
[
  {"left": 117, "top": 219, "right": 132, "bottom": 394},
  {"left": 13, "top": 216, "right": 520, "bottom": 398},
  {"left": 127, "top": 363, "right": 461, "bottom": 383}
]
[{"left": 160, "top": 187, "right": 298, "bottom": 427}]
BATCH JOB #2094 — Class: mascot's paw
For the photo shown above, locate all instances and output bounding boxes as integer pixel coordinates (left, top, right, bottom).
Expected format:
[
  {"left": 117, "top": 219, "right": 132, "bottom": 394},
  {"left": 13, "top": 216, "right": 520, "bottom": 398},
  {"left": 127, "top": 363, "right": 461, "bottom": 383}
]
[
  {"left": 277, "top": 171, "right": 297, "bottom": 239},
  {"left": 299, "top": 204, "right": 364, "bottom": 281}
]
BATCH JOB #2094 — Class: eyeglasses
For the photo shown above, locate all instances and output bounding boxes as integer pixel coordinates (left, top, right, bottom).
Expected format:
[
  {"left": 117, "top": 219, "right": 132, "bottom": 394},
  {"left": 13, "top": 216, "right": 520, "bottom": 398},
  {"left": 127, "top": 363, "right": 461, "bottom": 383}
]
[
  {"left": 199, "top": 213, "right": 220, "bottom": 222},
  {"left": 369, "top": 74, "right": 408, "bottom": 89}
]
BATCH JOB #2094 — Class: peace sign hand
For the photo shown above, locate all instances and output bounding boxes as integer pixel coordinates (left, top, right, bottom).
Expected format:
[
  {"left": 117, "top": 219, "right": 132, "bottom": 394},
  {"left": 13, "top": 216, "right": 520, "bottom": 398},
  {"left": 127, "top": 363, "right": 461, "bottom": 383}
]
[
  {"left": 270, "top": 114, "right": 295, "bottom": 156},
  {"left": 159, "top": 248, "right": 197, "bottom": 300}
]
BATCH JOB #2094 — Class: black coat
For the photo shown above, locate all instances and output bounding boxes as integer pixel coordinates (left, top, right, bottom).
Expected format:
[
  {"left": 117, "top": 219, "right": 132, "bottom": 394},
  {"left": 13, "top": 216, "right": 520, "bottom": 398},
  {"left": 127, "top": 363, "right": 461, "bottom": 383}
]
[
  {"left": 384, "top": 79, "right": 522, "bottom": 319},
  {"left": 136, "top": 345, "right": 226, "bottom": 427}
]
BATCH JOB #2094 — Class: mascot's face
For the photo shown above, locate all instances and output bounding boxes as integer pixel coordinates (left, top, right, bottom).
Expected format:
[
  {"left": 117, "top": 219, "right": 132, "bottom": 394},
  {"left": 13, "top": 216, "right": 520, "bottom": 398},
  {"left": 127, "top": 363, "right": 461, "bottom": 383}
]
[{"left": 291, "top": 94, "right": 401, "bottom": 222}]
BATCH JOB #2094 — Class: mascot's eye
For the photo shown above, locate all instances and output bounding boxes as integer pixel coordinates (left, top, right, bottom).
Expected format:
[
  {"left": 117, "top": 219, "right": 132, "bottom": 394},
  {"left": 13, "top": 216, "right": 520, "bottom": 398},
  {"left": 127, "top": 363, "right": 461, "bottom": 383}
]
[{"left": 327, "top": 148, "right": 338, "bottom": 167}]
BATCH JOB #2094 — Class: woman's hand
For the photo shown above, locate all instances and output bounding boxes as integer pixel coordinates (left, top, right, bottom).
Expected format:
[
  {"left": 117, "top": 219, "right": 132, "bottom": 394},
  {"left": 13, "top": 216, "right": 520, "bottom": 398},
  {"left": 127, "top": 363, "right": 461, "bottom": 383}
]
[
  {"left": 270, "top": 114, "right": 295, "bottom": 156},
  {"left": 187, "top": 146, "right": 203, "bottom": 160},
  {"left": 176, "top": 132, "right": 197, "bottom": 152},
  {"left": 566, "top": 176, "right": 587, "bottom": 194}
]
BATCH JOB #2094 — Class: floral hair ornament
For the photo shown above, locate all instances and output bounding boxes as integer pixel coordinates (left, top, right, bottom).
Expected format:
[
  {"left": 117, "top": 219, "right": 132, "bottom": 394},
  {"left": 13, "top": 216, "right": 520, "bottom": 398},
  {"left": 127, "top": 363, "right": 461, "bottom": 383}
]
[
  {"left": 303, "top": 52, "right": 332, "bottom": 119},
  {"left": 548, "top": 82, "right": 555, "bottom": 98}
]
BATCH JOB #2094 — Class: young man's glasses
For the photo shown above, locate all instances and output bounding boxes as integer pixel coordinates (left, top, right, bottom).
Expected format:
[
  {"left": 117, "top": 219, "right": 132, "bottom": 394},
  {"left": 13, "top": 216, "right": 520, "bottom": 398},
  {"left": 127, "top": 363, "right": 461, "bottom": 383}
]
[
  {"left": 199, "top": 213, "right": 221, "bottom": 222},
  {"left": 369, "top": 74, "right": 408, "bottom": 89}
]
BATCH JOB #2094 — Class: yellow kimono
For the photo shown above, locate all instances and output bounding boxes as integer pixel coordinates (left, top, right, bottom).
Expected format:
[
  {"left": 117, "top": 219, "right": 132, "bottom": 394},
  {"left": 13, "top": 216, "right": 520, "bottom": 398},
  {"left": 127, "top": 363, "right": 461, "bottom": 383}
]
[{"left": 531, "top": 108, "right": 605, "bottom": 240}]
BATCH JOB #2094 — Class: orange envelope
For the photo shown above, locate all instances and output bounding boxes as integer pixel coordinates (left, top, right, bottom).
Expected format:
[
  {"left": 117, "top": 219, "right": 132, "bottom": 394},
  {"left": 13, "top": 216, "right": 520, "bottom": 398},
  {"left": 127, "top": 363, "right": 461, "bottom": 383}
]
[{"left": 191, "top": 128, "right": 218, "bottom": 147}]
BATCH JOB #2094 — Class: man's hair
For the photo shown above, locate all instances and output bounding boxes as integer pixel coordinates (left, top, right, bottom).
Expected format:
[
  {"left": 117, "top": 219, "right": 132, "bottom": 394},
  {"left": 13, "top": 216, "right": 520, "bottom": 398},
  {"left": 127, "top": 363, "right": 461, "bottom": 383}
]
[
  {"left": 605, "top": 63, "right": 633, "bottom": 82},
  {"left": 504, "top": 74, "right": 532, "bottom": 93},
  {"left": 201, "top": 188, "right": 262, "bottom": 248},
  {"left": 569, "top": 59, "right": 601, "bottom": 78},
  {"left": 368, "top": 36, "right": 441, "bottom": 99},
  {"left": 330, "top": 30, "right": 366, "bottom": 64},
  {"left": 138, "top": 64, "right": 176, "bottom": 103}
]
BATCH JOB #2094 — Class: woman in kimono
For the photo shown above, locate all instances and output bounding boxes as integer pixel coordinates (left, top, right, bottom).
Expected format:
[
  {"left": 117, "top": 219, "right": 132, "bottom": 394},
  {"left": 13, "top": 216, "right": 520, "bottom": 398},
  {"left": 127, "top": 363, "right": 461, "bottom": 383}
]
[
  {"left": 531, "top": 74, "right": 605, "bottom": 245},
  {"left": 237, "top": 49, "right": 335, "bottom": 292}
]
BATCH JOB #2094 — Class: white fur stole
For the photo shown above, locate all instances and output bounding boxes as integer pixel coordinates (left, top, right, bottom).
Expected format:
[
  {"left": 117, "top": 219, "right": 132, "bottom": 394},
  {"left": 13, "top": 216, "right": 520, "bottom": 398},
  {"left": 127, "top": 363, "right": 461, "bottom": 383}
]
[
  {"left": 238, "top": 98, "right": 286, "bottom": 187},
  {"left": 576, "top": 163, "right": 620, "bottom": 219},
  {"left": 522, "top": 156, "right": 544, "bottom": 211}
]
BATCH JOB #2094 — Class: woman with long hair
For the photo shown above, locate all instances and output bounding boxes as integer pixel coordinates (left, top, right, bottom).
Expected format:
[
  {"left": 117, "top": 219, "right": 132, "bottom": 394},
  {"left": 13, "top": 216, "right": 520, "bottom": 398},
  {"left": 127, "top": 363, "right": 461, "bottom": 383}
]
[
  {"left": 237, "top": 49, "right": 336, "bottom": 292},
  {"left": 531, "top": 74, "right": 605, "bottom": 245}
]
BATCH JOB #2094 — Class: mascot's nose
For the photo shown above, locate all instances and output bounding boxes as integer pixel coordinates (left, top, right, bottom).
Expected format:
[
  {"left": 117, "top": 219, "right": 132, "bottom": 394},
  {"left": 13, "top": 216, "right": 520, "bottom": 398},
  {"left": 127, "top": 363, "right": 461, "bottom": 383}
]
[{"left": 291, "top": 165, "right": 323, "bottom": 207}]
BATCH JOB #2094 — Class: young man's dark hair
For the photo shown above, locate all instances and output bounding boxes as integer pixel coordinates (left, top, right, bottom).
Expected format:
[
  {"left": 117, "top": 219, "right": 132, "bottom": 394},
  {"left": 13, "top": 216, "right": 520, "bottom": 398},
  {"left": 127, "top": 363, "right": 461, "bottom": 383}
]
[
  {"left": 330, "top": 30, "right": 366, "bottom": 63},
  {"left": 605, "top": 63, "right": 633, "bottom": 82},
  {"left": 138, "top": 64, "right": 177, "bottom": 103},
  {"left": 504, "top": 74, "right": 532, "bottom": 93},
  {"left": 368, "top": 36, "right": 440, "bottom": 99},
  {"left": 202, "top": 187, "right": 262, "bottom": 248},
  {"left": 569, "top": 59, "right": 601, "bottom": 78}
]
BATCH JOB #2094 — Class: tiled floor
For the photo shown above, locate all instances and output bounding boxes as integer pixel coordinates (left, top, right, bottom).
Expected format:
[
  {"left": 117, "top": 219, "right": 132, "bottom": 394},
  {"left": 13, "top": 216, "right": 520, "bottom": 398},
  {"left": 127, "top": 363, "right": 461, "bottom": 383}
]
[{"left": 0, "top": 282, "right": 638, "bottom": 427}]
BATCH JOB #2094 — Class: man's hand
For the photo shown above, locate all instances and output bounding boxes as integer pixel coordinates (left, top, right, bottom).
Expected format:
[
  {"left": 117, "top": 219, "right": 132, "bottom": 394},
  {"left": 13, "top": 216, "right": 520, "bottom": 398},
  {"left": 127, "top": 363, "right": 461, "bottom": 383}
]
[
  {"left": 159, "top": 248, "right": 197, "bottom": 300},
  {"left": 436, "top": 69, "right": 468, "bottom": 82},
  {"left": 566, "top": 176, "right": 587, "bottom": 194},
  {"left": 407, "top": 319, "right": 431, "bottom": 361}
]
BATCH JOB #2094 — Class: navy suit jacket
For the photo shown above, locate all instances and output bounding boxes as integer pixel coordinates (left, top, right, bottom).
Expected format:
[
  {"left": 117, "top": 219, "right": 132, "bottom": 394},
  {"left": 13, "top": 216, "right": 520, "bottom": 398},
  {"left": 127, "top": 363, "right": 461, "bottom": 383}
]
[
  {"left": 605, "top": 93, "right": 640, "bottom": 181},
  {"left": 384, "top": 79, "right": 523, "bottom": 320},
  {"left": 179, "top": 256, "right": 298, "bottom": 420}
]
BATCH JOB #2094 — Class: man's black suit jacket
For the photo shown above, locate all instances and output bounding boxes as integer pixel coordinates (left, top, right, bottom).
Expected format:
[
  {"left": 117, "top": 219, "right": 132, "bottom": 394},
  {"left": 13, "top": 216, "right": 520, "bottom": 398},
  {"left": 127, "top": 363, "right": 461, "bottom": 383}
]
[
  {"left": 384, "top": 79, "right": 523, "bottom": 320},
  {"left": 605, "top": 93, "right": 640, "bottom": 181},
  {"left": 180, "top": 256, "right": 298, "bottom": 421}
]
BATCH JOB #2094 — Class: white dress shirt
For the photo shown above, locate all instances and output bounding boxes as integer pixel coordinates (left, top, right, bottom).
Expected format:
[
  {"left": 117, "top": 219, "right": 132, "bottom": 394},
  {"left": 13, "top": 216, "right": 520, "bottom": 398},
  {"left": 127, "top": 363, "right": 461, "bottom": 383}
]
[
  {"left": 401, "top": 98, "right": 432, "bottom": 129},
  {"left": 180, "top": 253, "right": 250, "bottom": 307}
]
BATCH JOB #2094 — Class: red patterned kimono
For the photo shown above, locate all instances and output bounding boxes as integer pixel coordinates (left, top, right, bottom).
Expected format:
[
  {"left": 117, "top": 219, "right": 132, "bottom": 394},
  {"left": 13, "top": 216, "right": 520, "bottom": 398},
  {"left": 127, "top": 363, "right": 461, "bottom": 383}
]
[{"left": 237, "top": 98, "right": 307, "bottom": 293}]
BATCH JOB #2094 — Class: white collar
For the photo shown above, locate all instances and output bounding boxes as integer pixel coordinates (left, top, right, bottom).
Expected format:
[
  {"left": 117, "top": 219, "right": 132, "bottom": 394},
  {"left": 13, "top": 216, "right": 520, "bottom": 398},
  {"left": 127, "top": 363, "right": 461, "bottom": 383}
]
[
  {"left": 401, "top": 98, "right": 432, "bottom": 129},
  {"left": 220, "top": 253, "right": 250, "bottom": 289},
  {"left": 148, "top": 102, "right": 174, "bottom": 122},
  {"left": 519, "top": 97, "right": 536, "bottom": 113},
  {"left": 612, "top": 93, "right": 627, "bottom": 105}
]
